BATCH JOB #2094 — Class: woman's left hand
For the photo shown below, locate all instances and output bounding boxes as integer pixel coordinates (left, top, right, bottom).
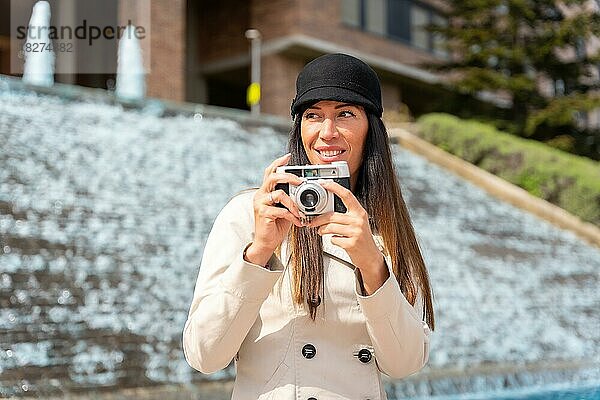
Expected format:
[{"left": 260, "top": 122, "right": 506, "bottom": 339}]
[{"left": 307, "top": 180, "right": 390, "bottom": 294}]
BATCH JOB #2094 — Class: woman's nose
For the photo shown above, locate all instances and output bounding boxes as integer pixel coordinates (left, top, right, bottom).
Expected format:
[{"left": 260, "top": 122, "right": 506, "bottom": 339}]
[{"left": 319, "top": 118, "right": 339, "bottom": 140}]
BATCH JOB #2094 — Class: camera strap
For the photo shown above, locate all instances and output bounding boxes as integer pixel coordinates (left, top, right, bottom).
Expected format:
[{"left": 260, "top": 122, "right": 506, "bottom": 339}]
[{"left": 323, "top": 251, "right": 357, "bottom": 271}]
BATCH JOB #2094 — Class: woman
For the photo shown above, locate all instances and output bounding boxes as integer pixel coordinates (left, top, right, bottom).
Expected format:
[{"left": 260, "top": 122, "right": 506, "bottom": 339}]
[{"left": 183, "top": 53, "right": 435, "bottom": 400}]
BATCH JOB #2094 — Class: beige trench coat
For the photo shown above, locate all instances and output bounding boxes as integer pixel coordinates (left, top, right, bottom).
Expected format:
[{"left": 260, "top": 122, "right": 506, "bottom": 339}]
[{"left": 183, "top": 189, "right": 431, "bottom": 400}]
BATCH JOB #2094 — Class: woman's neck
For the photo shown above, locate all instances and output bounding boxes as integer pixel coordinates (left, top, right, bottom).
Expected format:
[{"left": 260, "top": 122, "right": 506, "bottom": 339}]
[{"left": 351, "top": 174, "right": 358, "bottom": 193}]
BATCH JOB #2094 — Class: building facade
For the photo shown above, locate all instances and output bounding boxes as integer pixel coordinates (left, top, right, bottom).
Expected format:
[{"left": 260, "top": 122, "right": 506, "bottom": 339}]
[
  {"left": 188, "top": 0, "right": 452, "bottom": 117},
  {"left": 0, "top": 0, "right": 462, "bottom": 118}
]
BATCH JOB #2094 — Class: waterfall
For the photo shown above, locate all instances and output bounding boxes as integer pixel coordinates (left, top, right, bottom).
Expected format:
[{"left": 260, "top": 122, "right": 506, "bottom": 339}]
[{"left": 1, "top": 81, "right": 599, "bottom": 398}]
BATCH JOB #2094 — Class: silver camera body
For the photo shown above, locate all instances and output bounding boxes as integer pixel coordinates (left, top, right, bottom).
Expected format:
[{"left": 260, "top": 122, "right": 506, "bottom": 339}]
[{"left": 275, "top": 161, "right": 351, "bottom": 216}]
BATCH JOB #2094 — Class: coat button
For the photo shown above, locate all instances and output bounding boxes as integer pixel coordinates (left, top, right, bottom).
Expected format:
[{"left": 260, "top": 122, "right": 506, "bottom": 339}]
[
  {"left": 302, "top": 343, "right": 316, "bottom": 359},
  {"left": 307, "top": 295, "right": 321, "bottom": 307},
  {"left": 357, "top": 348, "right": 372, "bottom": 363}
]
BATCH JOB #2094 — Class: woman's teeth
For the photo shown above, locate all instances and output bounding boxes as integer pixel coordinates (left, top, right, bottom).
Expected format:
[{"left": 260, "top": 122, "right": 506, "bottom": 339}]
[{"left": 318, "top": 150, "right": 344, "bottom": 157}]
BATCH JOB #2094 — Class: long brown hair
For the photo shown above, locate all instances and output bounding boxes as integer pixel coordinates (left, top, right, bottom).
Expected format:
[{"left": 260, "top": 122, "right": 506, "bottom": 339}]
[{"left": 286, "top": 106, "right": 435, "bottom": 330}]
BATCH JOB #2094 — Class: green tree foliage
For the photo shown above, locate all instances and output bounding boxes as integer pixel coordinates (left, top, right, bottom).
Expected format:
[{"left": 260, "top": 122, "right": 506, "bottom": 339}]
[{"left": 426, "top": 0, "right": 600, "bottom": 159}]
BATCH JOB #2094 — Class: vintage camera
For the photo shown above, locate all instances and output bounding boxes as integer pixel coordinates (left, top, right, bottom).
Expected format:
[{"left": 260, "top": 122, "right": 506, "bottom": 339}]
[{"left": 274, "top": 161, "right": 350, "bottom": 216}]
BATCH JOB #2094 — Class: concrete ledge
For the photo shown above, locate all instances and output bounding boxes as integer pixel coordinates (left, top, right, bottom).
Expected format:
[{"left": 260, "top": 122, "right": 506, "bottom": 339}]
[
  {"left": 390, "top": 357, "right": 599, "bottom": 382},
  {"left": 15, "top": 380, "right": 234, "bottom": 400},
  {"left": 14, "top": 360, "right": 598, "bottom": 400},
  {"left": 0, "top": 75, "right": 292, "bottom": 132},
  {"left": 387, "top": 126, "right": 600, "bottom": 248}
]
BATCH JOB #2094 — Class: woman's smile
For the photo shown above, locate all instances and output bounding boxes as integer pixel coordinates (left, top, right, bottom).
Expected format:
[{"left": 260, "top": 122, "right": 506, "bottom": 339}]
[{"left": 314, "top": 145, "right": 347, "bottom": 162}]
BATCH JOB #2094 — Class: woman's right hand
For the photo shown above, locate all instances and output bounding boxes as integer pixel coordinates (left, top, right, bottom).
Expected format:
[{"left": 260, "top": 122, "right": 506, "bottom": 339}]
[{"left": 245, "top": 153, "right": 304, "bottom": 266}]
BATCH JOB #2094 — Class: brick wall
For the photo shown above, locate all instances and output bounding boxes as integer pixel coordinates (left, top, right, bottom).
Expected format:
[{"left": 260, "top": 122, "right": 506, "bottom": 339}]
[
  {"left": 260, "top": 54, "right": 304, "bottom": 117},
  {"left": 197, "top": 0, "right": 250, "bottom": 63},
  {"left": 145, "top": 0, "right": 186, "bottom": 101},
  {"left": 245, "top": 0, "right": 442, "bottom": 115},
  {"left": 201, "top": 0, "right": 442, "bottom": 68},
  {"left": 161, "top": 0, "right": 444, "bottom": 113},
  {"left": 294, "top": 0, "right": 439, "bottom": 68},
  {"left": 250, "top": 0, "right": 301, "bottom": 40},
  {"left": 381, "top": 81, "right": 403, "bottom": 113}
]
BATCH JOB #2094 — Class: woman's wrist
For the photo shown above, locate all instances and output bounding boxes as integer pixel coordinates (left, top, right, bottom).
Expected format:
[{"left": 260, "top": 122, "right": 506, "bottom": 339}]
[
  {"left": 243, "top": 242, "right": 274, "bottom": 268},
  {"left": 358, "top": 256, "right": 389, "bottom": 295}
]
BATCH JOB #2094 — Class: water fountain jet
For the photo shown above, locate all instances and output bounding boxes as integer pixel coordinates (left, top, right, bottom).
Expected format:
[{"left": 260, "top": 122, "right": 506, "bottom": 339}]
[
  {"left": 22, "top": 1, "right": 55, "bottom": 87},
  {"left": 115, "top": 24, "right": 146, "bottom": 100}
]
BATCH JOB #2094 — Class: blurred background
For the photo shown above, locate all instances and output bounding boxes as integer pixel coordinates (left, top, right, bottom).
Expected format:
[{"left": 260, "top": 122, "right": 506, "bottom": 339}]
[{"left": 0, "top": 0, "right": 599, "bottom": 399}]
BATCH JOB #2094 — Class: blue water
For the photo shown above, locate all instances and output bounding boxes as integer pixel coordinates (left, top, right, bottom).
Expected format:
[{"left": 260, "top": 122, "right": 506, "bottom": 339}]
[
  {"left": 492, "top": 385, "right": 600, "bottom": 400},
  {"left": 406, "top": 384, "right": 600, "bottom": 400}
]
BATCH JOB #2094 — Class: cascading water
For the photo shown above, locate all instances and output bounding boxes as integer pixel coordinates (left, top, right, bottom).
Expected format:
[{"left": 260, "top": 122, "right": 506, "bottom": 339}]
[
  {"left": 21, "top": 1, "right": 55, "bottom": 87},
  {"left": 115, "top": 24, "right": 146, "bottom": 100},
  {"left": 0, "top": 81, "right": 599, "bottom": 398}
]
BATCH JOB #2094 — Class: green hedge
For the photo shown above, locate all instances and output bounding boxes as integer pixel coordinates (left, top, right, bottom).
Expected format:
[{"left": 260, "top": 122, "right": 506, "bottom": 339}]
[{"left": 415, "top": 113, "right": 600, "bottom": 227}]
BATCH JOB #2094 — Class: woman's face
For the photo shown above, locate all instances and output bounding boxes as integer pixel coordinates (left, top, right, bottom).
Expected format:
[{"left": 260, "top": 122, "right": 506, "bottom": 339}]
[{"left": 300, "top": 100, "right": 369, "bottom": 183}]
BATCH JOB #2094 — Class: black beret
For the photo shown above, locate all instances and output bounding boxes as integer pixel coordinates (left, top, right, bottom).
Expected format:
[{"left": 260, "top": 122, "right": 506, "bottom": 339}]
[{"left": 290, "top": 53, "right": 383, "bottom": 118}]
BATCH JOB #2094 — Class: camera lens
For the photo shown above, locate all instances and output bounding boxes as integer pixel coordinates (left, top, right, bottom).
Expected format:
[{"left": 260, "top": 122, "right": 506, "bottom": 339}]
[
  {"left": 299, "top": 189, "right": 319, "bottom": 208},
  {"left": 294, "top": 181, "right": 328, "bottom": 215}
]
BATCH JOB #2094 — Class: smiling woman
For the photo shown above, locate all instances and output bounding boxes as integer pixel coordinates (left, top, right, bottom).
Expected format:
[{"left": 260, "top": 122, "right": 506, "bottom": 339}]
[{"left": 183, "top": 53, "right": 435, "bottom": 400}]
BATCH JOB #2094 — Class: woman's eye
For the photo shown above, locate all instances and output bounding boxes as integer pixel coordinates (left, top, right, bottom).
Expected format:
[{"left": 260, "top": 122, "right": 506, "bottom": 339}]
[
  {"left": 339, "top": 110, "right": 356, "bottom": 117},
  {"left": 304, "top": 112, "right": 320, "bottom": 119}
]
